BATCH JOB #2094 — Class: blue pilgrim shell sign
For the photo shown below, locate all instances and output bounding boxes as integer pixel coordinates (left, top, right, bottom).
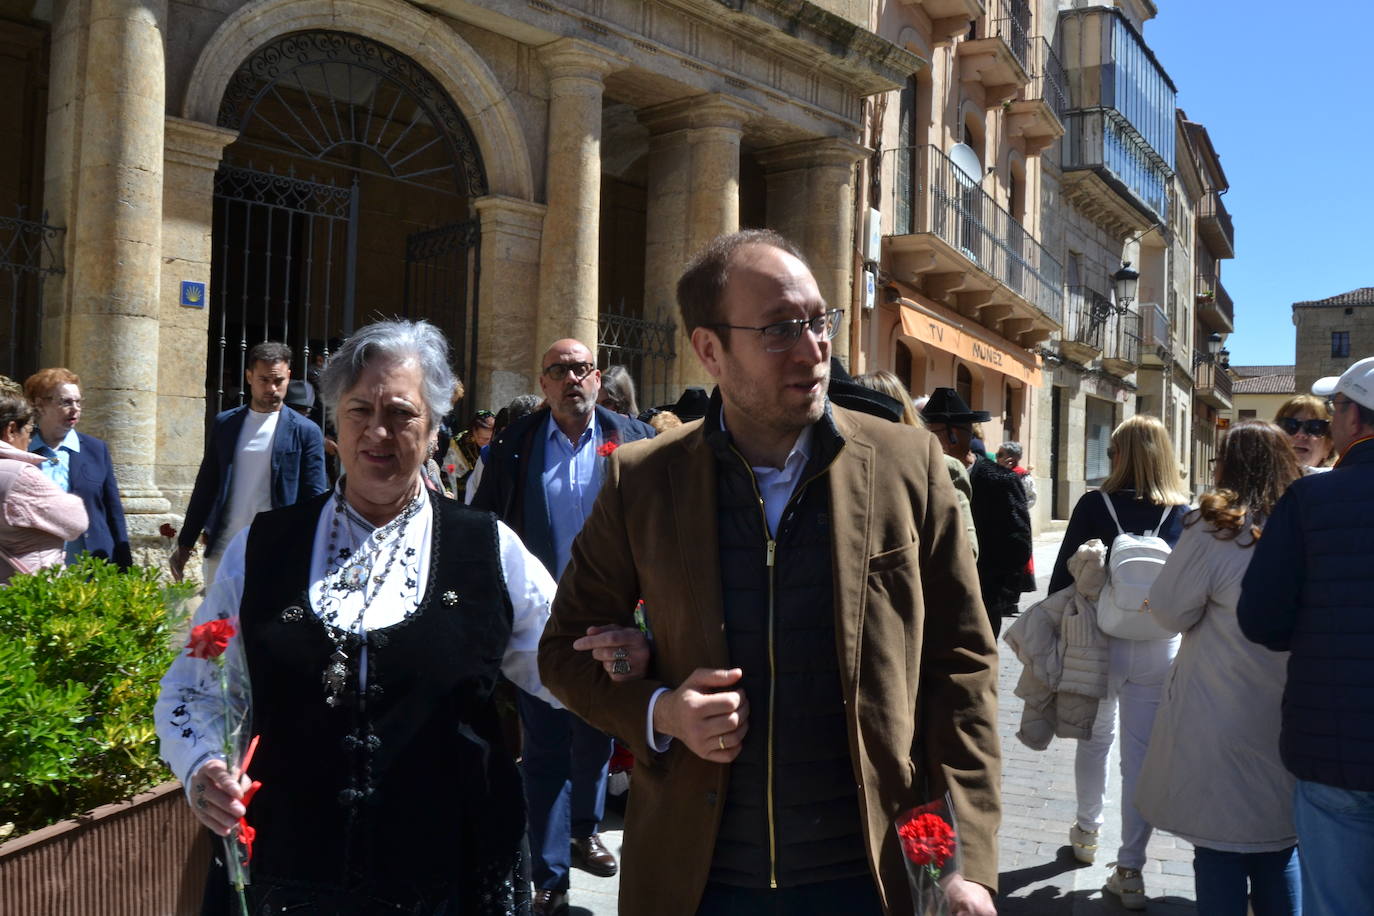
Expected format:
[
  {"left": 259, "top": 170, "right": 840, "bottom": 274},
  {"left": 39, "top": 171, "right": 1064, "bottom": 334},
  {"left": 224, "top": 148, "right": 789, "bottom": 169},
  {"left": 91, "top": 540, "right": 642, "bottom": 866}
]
[{"left": 180, "top": 281, "right": 206, "bottom": 308}]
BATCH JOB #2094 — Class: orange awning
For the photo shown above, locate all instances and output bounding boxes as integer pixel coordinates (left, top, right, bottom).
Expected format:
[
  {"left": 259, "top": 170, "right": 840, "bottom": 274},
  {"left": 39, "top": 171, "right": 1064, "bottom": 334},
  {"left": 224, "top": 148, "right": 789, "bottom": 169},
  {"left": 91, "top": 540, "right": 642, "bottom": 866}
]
[{"left": 896, "top": 293, "right": 1043, "bottom": 388}]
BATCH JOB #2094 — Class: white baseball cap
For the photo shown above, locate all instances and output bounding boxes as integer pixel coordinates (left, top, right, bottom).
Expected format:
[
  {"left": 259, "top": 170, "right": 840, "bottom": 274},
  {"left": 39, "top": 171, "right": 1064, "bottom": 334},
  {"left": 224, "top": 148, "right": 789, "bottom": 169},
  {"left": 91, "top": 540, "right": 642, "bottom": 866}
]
[{"left": 1313, "top": 356, "right": 1374, "bottom": 411}]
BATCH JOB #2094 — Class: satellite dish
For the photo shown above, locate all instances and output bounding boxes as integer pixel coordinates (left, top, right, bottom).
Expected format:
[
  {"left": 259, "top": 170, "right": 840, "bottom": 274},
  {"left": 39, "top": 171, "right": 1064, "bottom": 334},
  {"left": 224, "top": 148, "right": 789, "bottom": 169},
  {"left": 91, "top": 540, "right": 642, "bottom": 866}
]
[{"left": 948, "top": 143, "right": 983, "bottom": 187}]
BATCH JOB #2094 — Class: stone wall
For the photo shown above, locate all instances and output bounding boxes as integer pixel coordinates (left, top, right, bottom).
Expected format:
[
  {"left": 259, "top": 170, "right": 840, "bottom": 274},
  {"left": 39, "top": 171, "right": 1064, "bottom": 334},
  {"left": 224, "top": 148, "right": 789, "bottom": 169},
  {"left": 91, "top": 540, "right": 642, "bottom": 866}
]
[{"left": 1295, "top": 305, "right": 1374, "bottom": 393}]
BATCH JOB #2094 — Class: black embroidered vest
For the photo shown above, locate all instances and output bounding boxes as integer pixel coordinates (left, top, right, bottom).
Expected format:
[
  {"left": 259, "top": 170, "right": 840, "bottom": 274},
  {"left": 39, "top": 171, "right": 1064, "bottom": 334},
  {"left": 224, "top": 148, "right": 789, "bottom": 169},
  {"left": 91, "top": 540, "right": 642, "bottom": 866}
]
[{"left": 238, "top": 492, "right": 524, "bottom": 908}]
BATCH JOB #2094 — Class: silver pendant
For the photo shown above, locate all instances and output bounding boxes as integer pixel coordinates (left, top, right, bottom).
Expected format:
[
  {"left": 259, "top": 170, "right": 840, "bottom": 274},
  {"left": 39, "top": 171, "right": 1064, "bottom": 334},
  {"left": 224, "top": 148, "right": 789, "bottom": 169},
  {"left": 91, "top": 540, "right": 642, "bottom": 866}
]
[
  {"left": 323, "top": 649, "right": 349, "bottom": 706},
  {"left": 342, "top": 564, "right": 369, "bottom": 592}
]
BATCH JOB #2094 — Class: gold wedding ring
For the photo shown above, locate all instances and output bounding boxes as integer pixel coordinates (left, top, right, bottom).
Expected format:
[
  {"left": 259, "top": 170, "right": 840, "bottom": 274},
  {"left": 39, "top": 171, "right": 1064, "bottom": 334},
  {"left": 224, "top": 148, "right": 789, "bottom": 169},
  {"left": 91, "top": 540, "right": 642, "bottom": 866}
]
[{"left": 718, "top": 735, "right": 726, "bottom": 752}]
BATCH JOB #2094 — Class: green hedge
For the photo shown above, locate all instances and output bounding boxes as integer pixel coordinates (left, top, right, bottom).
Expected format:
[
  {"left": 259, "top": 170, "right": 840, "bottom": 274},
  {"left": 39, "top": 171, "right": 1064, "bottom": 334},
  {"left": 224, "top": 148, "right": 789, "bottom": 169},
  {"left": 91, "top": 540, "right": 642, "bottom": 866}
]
[{"left": 0, "top": 557, "right": 196, "bottom": 837}]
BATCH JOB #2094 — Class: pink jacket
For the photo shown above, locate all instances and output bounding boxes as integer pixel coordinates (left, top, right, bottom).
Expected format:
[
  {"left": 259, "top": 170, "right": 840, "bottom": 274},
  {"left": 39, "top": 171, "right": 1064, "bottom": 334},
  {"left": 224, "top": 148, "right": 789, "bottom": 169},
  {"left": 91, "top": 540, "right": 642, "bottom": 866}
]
[{"left": 0, "top": 440, "right": 88, "bottom": 582}]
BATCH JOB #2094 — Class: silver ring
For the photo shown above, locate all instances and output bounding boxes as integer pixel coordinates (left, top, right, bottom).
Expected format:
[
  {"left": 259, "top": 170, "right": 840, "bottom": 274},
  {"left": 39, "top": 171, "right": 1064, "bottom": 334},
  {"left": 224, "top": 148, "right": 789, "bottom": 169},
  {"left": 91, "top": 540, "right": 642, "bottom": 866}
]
[
  {"left": 194, "top": 782, "right": 205, "bottom": 794},
  {"left": 195, "top": 797, "right": 209, "bottom": 810},
  {"left": 613, "top": 647, "right": 629, "bottom": 660},
  {"left": 611, "top": 658, "right": 631, "bottom": 676}
]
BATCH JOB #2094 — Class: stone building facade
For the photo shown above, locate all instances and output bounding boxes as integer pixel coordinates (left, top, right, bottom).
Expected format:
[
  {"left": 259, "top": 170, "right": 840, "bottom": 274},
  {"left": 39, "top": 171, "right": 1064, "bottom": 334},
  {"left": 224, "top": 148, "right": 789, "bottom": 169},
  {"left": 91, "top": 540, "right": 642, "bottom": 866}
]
[
  {"left": 0, "top": 0, "right": 919, "bottom": 557},
  {"left": 1293, "top": 288, "right": 1374, "bottom": 393}
]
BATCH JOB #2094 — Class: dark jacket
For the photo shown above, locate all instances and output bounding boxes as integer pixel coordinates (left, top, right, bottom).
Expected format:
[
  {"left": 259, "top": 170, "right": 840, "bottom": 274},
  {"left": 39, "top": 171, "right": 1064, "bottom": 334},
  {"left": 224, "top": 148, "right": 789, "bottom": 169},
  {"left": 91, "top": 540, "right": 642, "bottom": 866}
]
[
  {"left": 43, "top": 432, "right": 132, "bottom": 568},
  {"left": 1048, "top": 488, "right": 1189, "bottom": 595},
  {"left": 180, "top": 405, "right": 328, "bottom": 554},
  {"left": 1238, "top": 438, "right": 1374, "bottom": 791},
  {"left": 968, "top": 457, "right": 1032, "bottom": 593},
  {"left": 469, "top": 404, "right": 654, "bottom": 575}
]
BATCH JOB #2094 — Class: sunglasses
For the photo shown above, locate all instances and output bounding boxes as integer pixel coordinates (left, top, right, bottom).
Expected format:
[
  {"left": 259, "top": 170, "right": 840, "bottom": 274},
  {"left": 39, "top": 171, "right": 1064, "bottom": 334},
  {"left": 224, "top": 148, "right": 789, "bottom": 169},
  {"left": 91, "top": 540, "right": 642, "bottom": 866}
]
[
  {"left": 541, "top": 362, "right": 596, "bottom": 382},
  {"left": 1276, "top": 417, "right": 1329, "bottom": 437}
]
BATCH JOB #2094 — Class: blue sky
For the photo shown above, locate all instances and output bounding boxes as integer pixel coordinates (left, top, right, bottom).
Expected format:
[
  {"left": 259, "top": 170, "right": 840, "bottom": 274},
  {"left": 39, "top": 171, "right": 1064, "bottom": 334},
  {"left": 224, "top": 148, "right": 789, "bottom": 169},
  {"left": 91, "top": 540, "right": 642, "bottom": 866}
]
[{"left": 1143, "top": 2, "right": 1373, "bottom": 368}]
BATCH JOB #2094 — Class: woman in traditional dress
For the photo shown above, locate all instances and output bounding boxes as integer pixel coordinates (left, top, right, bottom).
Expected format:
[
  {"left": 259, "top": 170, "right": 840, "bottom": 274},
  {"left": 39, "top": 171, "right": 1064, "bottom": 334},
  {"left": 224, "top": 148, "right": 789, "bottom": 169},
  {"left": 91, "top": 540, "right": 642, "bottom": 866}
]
[{"left": 157, "top": 319, "right": 556, "bottom": 914}]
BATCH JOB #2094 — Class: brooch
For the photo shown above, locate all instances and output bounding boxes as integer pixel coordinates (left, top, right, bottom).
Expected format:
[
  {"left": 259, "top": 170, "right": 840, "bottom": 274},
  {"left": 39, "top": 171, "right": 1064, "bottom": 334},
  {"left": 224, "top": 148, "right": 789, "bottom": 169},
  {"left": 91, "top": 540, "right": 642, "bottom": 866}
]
[
  {"left": 280, "top": 605, "right": 305, "bottom": 623},
  {"left": 442, "top": 590, "right": 459, "bottom": 606}
]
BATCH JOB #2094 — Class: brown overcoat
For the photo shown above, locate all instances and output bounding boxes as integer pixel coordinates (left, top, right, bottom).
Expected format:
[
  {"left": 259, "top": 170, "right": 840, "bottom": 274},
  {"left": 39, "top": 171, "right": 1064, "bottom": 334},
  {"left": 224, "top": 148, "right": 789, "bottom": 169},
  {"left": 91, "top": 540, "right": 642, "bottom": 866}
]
[{"left": 538, "top": 405, "right": 1001, "bottom": 915}]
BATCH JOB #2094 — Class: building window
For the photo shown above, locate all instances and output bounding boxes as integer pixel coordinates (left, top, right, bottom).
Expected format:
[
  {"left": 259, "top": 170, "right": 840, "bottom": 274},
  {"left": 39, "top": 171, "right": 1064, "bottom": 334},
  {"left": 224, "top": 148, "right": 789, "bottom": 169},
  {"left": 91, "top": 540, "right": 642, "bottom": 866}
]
[
  {"left": 1085, "top": 397, "right": 1115, "bottom": 487},
  {"left": 1239, "top": 409, "right": 1257, "bottom": 419},
  {"left": 1333, "top": 331, "right": 1351, "bottom": 358}
]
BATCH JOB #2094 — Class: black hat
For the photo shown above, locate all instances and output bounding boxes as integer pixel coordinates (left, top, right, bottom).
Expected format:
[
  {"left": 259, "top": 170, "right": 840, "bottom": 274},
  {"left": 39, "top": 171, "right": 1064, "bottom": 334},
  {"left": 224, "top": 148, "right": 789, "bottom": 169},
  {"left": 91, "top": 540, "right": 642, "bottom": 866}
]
[
  {"left": 920, "top": 387, "right": 989, "bottom": 425},
  {"left": 827, "top": 358, "right": 904, "bottom": 423},
  {"left": 285, "top": 379, "right": 315, "bottom": 411},
  {"left": 642, "top": 387, "right": 711, "bottom": 424}
]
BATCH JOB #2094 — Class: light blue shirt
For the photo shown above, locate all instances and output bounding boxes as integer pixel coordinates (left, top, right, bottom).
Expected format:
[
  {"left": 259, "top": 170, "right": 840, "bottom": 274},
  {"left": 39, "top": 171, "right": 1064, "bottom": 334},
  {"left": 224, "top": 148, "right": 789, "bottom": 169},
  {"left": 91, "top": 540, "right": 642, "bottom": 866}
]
[
  {"left": 30, "top": 428, "right": 87, "bottom": 561},
  {"left": 542, "top": 412, "right": 602, "bottom": 579}
]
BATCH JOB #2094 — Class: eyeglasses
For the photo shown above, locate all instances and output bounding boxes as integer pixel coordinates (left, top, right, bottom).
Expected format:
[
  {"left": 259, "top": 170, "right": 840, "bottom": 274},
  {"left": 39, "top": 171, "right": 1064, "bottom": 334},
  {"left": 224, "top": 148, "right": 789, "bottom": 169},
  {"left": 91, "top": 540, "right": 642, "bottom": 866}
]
[
  {"left": 541, "top": 362, "right": 596, "bottom": 382},
  {"left": 46, "top": 397, "right": 82, "bottom": 409},
  {"left": 710, "top": 309, "right": 844, "bottom": 353},
  {"left": 1328, "top": 396, "right": 1353, "bottom": 413},
  {"left": 1276, "top": 416, "right": 1330, "bottom": 437}
]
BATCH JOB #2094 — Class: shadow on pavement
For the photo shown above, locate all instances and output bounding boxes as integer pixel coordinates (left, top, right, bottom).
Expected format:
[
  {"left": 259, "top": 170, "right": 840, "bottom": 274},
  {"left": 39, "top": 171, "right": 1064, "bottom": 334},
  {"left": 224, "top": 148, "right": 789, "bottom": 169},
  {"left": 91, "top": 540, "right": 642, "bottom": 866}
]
[
  {"left": 999, "top": 846, "right": 1090, "bottom": 896},
  {"left": 998, "top": 887, "right": 1196, "bottom": 915}
]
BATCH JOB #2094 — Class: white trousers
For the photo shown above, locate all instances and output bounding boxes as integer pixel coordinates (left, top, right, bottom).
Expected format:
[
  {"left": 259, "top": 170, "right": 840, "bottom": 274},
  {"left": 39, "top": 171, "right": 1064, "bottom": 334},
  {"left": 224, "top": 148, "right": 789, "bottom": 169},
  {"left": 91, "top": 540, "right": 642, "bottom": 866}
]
[{"left": 1074, "top": 634, "right": 1180, "bottom": 870}]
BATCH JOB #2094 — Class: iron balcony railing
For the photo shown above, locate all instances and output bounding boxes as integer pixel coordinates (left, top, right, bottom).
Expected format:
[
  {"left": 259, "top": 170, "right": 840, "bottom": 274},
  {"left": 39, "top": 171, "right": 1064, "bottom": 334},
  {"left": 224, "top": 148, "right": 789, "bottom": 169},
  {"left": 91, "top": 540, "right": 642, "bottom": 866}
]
[
  {"left": 1198, "top": 190, "right": 1235, "bottom": 256},
  {"left": 1195, "top": 271, "right": 1234, "bottom": 326},
  {"left": 988, "top": 0, "right": 1032, "bottom": 74},
  {"left": 1027, "top": 38, "right": 1068, "bottom": 122},
  {"left": 1062, "top": 108, "right": 1171, "bottom": 224},
  {"left": 886, "top": 144, "right": 1063, "bottom": 326},
  {"left": 1193, "top": 355, "right": 1233, "bottom": 402},
  {"left": 1108, "top": 309, "right": 1142, "bottom": 366},
  {"left": 1065, "top": 286, "right": 1114, "bottom": 349}
]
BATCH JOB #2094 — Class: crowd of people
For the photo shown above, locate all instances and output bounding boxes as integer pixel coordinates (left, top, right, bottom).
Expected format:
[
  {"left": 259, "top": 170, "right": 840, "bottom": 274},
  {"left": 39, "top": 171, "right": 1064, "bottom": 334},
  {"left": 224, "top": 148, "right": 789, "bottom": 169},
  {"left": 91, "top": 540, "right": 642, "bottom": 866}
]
[{"left": 2, "top": 228, "right": 1367, "bottom": 914}]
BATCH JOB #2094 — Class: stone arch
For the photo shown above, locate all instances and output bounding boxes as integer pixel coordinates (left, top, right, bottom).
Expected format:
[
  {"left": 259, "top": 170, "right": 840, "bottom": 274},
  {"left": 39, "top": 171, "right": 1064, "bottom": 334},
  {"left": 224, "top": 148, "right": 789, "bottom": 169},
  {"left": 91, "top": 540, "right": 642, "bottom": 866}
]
[{"left": 183, "top": 0, "right": 534, "bottom": 201}]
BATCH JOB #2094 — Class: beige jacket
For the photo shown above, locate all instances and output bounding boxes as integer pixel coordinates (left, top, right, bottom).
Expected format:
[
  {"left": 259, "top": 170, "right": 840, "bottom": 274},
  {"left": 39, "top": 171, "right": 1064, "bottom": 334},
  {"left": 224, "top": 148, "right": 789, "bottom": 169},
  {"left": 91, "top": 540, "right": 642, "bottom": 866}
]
[{"left": 1002, "top": 540, "right": 1109, "bottom": 748}]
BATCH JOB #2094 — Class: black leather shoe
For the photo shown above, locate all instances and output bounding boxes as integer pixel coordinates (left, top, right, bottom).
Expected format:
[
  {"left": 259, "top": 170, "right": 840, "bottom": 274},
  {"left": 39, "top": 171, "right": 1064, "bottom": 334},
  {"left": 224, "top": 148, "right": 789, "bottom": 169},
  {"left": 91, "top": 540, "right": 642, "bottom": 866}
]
[
  {"left": 532, "top": 888, "right": 568, "bottom": 916},
  {"left": 570, "top": 833, "right": 619, "bottom": 877}
]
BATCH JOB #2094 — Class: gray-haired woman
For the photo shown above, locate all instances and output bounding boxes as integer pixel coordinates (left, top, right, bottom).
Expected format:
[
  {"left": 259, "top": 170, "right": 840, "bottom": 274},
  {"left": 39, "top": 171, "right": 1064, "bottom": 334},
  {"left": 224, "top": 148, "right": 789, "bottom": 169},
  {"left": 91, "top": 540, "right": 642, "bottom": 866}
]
[{"left": 157, "top": 319, "right": 555, "bottom": 914}]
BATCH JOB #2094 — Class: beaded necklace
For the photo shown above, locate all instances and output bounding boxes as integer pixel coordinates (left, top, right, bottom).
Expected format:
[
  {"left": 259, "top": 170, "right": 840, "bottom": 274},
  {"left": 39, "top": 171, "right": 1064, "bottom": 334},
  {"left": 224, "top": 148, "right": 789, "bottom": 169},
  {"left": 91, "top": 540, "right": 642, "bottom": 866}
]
[{"left": 319, "top": 483, "right": 425, "bottom": 706}]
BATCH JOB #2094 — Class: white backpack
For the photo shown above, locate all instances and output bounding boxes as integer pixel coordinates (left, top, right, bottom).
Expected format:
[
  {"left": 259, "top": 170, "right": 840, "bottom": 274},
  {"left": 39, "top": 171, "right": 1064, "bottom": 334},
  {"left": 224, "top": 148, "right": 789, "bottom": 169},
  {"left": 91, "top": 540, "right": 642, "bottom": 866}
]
[{"left": 1095, "top": 492, "right": 1176, "bottom": 641}]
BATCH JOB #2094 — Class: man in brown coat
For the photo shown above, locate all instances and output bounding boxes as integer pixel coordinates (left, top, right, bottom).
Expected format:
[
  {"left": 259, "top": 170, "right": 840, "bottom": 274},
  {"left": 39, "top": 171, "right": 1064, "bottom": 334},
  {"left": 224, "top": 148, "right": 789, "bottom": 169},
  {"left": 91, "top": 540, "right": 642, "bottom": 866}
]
[{"left": 539, "top": 230, "right": 1000, "bottom": 915}]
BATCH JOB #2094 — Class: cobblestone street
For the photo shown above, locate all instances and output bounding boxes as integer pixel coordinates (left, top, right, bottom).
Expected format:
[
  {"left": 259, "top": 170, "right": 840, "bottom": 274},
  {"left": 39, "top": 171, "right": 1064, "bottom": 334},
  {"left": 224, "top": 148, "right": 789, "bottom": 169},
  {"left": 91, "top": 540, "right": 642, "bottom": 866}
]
[{"left": 568, "top": 529, "right": 1199, "bottom": 914}]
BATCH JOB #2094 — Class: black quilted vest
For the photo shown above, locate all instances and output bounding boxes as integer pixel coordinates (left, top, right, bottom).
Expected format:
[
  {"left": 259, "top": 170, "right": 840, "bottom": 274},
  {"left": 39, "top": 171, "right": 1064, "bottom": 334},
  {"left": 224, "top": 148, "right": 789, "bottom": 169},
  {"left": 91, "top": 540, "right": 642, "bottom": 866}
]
[
  {"left": 705, "top": 400, "right": 868, "bottom": 888},
  {"left": 238, "top": 492, "right": 524, "bottom": 909}
]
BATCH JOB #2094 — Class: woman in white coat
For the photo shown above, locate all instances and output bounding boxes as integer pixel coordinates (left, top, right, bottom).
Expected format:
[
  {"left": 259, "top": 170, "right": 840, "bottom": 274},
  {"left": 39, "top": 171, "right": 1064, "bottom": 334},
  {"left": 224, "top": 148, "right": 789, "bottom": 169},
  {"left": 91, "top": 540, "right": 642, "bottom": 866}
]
[{"left": 1137, "top": 420, "right": 1304, "bottom": 916}]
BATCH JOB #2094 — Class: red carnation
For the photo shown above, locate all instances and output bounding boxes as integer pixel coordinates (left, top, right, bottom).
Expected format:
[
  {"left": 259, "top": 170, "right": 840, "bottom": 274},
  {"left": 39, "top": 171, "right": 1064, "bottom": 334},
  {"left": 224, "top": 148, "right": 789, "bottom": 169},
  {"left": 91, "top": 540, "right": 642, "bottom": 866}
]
[
  {"left": 597, "top": 440, "right": 619, "bottom": 457},
  {"left": 186, "top": 618, "right": 237, "bottom": 660},
  {"left": 445, "top": 463, "right": 456, "bottom": 474},
  {"left": 897, "top": 812, "right": 956, "bottom": 868},
  {"left": 160, "top": 522, "right": 177, "bottom": 539}
]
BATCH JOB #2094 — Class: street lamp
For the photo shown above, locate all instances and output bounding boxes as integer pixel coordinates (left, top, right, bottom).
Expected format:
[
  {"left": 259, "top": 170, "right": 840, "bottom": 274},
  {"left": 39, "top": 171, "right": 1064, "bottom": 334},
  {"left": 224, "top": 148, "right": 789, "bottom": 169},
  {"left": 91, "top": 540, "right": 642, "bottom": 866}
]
[
  {"left": 1112, "top": 261, "right": 1139, "bottom": 313},
  {"left": 1193, "top": 331, "right": 1224, "bottom": 368}
]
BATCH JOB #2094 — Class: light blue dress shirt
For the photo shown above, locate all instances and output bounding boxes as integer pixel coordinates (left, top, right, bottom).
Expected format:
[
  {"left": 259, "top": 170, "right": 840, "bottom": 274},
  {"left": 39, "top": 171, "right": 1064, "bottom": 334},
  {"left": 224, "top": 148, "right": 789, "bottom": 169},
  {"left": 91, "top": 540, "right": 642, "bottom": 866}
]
[
  {"left": 541, "top": 411, "right": 602, "bottom": 579},
  {"left": 30, "top": 428, "right": 87, "bottom": 561}
]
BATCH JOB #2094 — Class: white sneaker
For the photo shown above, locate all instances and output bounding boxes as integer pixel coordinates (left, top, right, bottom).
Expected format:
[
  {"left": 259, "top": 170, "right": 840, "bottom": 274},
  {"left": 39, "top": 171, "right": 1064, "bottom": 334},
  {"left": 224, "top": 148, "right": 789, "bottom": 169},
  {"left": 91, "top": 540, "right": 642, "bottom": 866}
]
[
  {"left": 1104, "top": 865, "right": 1146, "bottom": 911},
  {"left": 1069, "top": 823, "right": 1099, "bottom": 864}
]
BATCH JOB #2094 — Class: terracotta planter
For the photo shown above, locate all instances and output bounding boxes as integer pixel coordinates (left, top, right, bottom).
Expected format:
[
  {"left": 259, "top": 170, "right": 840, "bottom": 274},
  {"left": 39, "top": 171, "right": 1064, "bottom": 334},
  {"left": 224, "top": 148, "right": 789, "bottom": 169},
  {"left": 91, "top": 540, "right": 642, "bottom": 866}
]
[{"left": 0, "top": 781, "right": 210, "bottom": 915}]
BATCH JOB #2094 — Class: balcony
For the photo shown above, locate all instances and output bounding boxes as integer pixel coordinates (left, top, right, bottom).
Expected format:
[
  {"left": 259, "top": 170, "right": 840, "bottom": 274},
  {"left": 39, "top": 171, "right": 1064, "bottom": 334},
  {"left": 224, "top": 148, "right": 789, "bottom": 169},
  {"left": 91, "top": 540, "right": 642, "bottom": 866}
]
[
  {"left": 884, "top": 144, "right": 1062, "bottom": 348},
  {"left": 1059, "top": 285, "right": 1112, "bottom": 365},
  {"left": 957, "top": 0, "right": 1031, "bottom": 104},
  {"left": 1193, "top": 357, "right": 1233, "bottom": 409},
  {"left": 899, "top": 0, "right": 984, "bottom": 41},
  {"left": 1005, "top": 39, "right": 1067, "bottom": 155},
  {"left": 1198, "top": 190, "right": 1235, "bottom": 259},
  {"left": 1194, "top": 272, "right": 1234, "bottom": 334},
  {"left": 1101, "top": 309, "right": 1142, "bottom": 378},
  {"left": 1136, "top": 301, "right": 1169, "bottom": 366},
  {"left": 1062, "top": 109, "right": 1170, "bottom": 232}
]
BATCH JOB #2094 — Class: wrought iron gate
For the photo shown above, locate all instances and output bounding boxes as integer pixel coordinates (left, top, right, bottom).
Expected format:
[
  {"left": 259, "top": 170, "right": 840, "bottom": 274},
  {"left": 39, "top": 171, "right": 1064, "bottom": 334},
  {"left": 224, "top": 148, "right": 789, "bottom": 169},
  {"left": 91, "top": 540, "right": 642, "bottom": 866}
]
[
  {"left": 0, "top": 210, "right": 63, "bottom": 381},
  {"left": 597, "top": 303, "right": 677, "bottom": 411},
  {"left": 402, "top": 220, "right": 479, "bottom": 404},
  {"left": 208, "top": 164, "right": 357, "bottom": 417}
]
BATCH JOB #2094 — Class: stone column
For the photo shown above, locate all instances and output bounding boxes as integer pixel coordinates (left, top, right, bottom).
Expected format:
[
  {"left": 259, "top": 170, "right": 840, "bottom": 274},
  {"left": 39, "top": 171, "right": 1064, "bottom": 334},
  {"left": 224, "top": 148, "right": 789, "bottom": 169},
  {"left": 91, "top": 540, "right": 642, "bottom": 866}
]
[
  {"left": 756, "top": 138, "right": 869, "bottom": 367},
  {"left": 474, "top": 195, "right": 547, "bottom": 410},
  {"left": 157, "top": 117, "right": 236, "bottom": 519},
  {"left": 639, "top": 94, "right": 755, "bottom": 392},
  {"left": 61, "top": 0, "right": 170, "bottom": 514},
  {"left": 534, "top": 39, "right": 626, "bottom": 365}
]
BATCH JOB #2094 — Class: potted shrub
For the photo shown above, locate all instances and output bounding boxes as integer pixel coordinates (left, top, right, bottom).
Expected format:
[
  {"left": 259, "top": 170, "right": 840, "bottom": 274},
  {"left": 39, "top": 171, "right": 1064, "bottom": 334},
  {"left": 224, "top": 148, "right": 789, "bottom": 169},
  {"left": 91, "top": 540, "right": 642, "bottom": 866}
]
[{"left": 0, "top": 557, "right": 206, "bottom": 915}]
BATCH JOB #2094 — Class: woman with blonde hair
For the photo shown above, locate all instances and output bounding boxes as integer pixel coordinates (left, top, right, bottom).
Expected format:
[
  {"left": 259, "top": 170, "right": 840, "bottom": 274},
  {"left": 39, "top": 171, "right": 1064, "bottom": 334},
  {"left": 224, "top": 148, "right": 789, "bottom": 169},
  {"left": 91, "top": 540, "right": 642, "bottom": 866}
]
[
  {"left": 1273, "top": 393, "right": 1335, "bottom": 470},
  {"left": 1047, "top": 414, "right": 1191, "bottom": 910},
  {"left": 1136, "top": 420, "right": 1303, "bottom": 915}
]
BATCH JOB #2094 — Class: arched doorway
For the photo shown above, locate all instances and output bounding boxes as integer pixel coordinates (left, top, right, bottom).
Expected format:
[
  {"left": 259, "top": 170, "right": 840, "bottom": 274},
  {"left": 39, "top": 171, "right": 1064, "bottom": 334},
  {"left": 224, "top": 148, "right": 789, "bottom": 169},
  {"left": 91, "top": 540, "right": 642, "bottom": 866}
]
[{"left": 207, "top": 30, "right": 487, "bottom": 414}]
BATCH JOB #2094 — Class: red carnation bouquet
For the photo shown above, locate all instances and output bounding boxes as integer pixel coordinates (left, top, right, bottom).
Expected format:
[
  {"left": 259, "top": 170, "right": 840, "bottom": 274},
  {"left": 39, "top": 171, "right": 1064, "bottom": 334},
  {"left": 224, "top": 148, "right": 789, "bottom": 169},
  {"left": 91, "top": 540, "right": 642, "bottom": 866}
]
[
  {"left": 894, "top": 794, "right": 961, "bottom": 915},
  {"left": 182, "top": 578, "right": 257, "bottom": 916}
]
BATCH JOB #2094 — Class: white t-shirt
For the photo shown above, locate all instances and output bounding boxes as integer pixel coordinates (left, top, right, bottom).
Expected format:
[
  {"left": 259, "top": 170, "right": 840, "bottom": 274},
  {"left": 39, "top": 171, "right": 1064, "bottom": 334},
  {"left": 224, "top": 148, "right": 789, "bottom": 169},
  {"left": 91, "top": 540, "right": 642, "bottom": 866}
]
[{"left": 214, "top": 408, "right": 280, "bottom": 556}]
